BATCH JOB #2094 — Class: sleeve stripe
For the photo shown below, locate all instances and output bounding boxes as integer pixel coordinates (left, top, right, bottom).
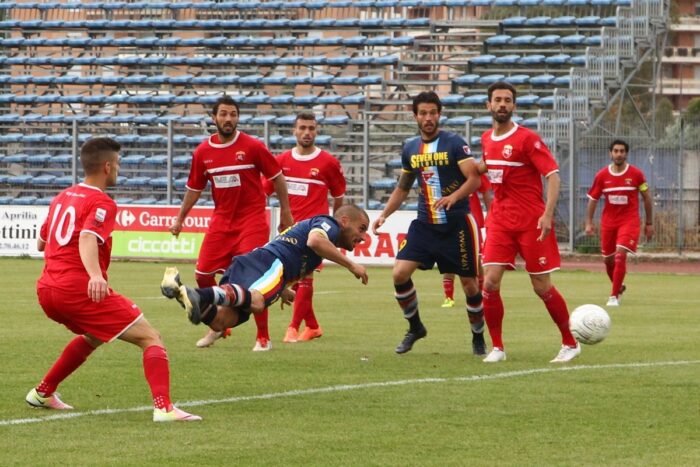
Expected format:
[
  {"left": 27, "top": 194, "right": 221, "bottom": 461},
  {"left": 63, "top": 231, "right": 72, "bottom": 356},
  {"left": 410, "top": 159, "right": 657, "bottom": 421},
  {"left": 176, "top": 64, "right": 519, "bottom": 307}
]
[
  {"left": 457, "top": 157, "right": 475, "bottom": 164},
  {"left": 267, "top": 170, "right": 283, "bottom": 181},
  {"left": 81, "top": 229, "right": 106, "bottom": 244},
  {"left": 309, "top": 227, "right": 329, "bottom": 239},
  {"left": 544, "top": 169, "right": 559, "bottom": 178}
]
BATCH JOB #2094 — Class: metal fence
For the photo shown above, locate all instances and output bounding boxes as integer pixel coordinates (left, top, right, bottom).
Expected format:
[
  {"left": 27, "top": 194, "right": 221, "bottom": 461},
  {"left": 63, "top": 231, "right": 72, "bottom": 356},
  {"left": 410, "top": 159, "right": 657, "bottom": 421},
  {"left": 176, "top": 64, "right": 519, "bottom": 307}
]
[{"left": 557, "top": 116, "right": 700, "bottom": 254}]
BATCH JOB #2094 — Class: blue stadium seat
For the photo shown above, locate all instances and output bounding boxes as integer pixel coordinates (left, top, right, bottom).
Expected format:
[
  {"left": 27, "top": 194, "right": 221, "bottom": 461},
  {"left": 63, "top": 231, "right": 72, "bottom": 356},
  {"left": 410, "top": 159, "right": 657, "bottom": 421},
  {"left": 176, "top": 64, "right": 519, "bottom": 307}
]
[
  {"left": 441, "top": 94, "right": 464, "bottom": 105},
  {"left": 560, "top": 34, "right": 585, "bottom": 46},
  {"left": 34, "top": 197, "right": 55, "bottom": 206},
  {"left": 550, "top": 15, "right": 576, "bottom": 26},
  {"left": 462, "top": 94, "right": 488, "bottom": 105},
  {"left": 340, "top": 94, "right": 365, "bottom": 105},
  {"left": 115, "top": 197, "right": 134, "bottom": 205},
  {"left": 320, "top": 116, "right": 350, "bottom": 125},
  {"left": 504, "top": 74, "right": 530, "bottom": 85},
  {"left": 296, "top": 36, "right": 320, "bottom": 46},
  {"left": 585, "top": 35, "right": 602, "bottom": 46},
  {"left": 518, "top": 54, "right": 546, "bottom": 65},
  {"left": 470, "top": 54, "right": 496, "bottom": 65},
  {"left": 533, "top": 34, "right": 560, "bottom": 46},
  {"left": 272, "top": 36, "right": 297, "bottom": 47},
  {"left": 545, "top": 54, "right": 571, "bottom": 65},
  {"left": 454, "top": 74, "right": 480, "bottom": 85},
  {"left": 144, "top": 155, "right": 168, "bottom": 166},
  {"left": 509, "top": 35, "right": 536, "bottom": 46},
  {"left": 7, "top": 175, "right": 33, "bottom": 185},
  {"left": 31, "top": 174, "right": 57, "bottom": 185},
  {"left": 486, "top": 35, "right": 512, "bottom": 46},
  {"left": 570, "top": 55, "right": 587, "bottom": 66},
  {"left": 274, "top": 115, "right": 298, "bottom": 125},
  {"left": 529, "top": 74, "right": 555, "bottom": 85},
  {"left": 278, "top": 55, "right": 304, "bottom": 65},
  {"left": 553, "top": 75, "right": 571, "bottom": 86},
  {"left": 54, "top": 175, "right": 75, "bottom": 186},
  {"left": 243, "top": 94, "right": 270, "bottom": 104},
  {"left": 261, "top": 74, "right": 288, "bottom": 85},
  {"left": 4, "top": 153, "right": 29, "bottom": 163},
  {"left": 576, "top": 16, "right": 601, "bottom": 27},
  {"left": 471, "top": 116, "right": 494, "bottom": 127},
  {"left": 317, "top": 94, "right": 342, "bottom": 104},
  {"left": 478, "top": 74, "right": 506, "bottom": 85},
  {"left": 256, "top": 55, "right": 279, "bottom": 66},
  {"left": 445, "top": 116, "right": 473, "bottom": 126},
  {"left": 293, "top": 94, "right": 318, "bottom": 105},
  {"left": 124, "top": 177, "right": 151, "bottom": 187},
  {"left": 11, "top": 196, "right": 38, "bottom": 205},
  {"left": 502, "top": 16, "right": 527, "bottom": 26},
  {"left": 26, "top": 153, "right": 52, "bottom": 164},
  {"left": 516, "top": 94, "right": 541, "bottom": 106},
  {"left": 238, "top": 74, "right": 264, "bottom": 85},
  {"left": 305, "top": 55, "right": 328, "bottom": 65},
  {"left": 326, "top": 55, "right": 351, "bottom": 66},
  {"left": 45, "top": 134, "right": 71, "bottom": 144},
  {"left": 494, "top": 54, "right": 521, "bottom": 65},
  {"left": 386, "top": 158, "right": 403, "bottom": 169},
  {"left": 370, "top": 178, "right": 397, "bottom": 190},
  {"left": 521, "top": 117, "right": 540, "bottom": 128},
  {"left": 537, "top": 96, "right": 555, "bottom": 106},
  {"left": 287, "top": 74, "right": 311, "bottom": 85},
  {"left": 120, "top": 154, "right": 147, "bottom": 165},
  {"left": 309, "top": 74, "right": 335, "bottom": 85},
  {"left": 269, "top": 94, "right": 294, "bottom": 105},
  {"left": 318, "top": 36, "right": 343, "bottom": 46}
]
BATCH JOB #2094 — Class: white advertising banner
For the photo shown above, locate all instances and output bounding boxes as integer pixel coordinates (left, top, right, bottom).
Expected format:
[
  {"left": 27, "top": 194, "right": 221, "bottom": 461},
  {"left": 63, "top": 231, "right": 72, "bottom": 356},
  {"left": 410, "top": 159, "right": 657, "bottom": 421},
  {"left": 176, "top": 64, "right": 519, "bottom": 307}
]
[
  {"left": 0, "top": 205, "right": 48, "bottom": 257},
  {"left": 338, "top": 209, "right": 414, "bottom": 266},
  {"left": 0, "top": 205, "right": 415, "bottom": 265}
]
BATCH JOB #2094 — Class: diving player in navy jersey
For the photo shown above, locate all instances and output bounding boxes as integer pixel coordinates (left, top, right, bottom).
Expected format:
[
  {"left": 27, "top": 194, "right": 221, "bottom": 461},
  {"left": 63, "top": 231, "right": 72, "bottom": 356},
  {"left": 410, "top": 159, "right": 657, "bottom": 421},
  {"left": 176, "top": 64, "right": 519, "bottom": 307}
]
[
  {"left": 160, "top": 205, "right": 369, "bottom": 333},
  {"left": 372, "top": 91, "right": 487, "bottom": 356}
]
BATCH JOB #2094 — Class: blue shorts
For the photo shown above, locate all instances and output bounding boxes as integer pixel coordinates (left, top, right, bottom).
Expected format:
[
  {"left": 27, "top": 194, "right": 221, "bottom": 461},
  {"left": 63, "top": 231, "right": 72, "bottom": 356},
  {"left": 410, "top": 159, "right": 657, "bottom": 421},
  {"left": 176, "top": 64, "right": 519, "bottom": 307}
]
[
  {"left": 220, "top": 249, "right": 287, "bottom": 310},
  {"left": 396, "top": 216, "right": 480, "bottom": 277}
]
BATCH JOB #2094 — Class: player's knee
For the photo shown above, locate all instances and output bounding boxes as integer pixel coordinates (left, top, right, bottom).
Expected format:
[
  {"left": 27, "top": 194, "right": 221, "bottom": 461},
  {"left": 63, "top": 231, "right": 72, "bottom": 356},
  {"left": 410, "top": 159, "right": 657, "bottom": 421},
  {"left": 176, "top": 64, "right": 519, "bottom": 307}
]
[
  {"left": 392, "top": 269, "right": 411, "bottom": 285},
  {"left": 248, "top": 291, "right": 265, "bottom": 313}
]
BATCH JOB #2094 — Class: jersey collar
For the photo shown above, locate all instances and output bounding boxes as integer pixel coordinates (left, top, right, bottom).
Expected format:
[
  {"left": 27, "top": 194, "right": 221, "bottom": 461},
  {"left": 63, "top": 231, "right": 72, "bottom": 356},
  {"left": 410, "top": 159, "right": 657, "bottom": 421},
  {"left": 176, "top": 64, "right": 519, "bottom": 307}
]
[
  {"left": 607, "top": 163, "right": 629, "bottom": 176},
  {"left": 490, "top": 123, "right": 519, "bottom": 142},
  {"left": 208, "top": 131, "right": 240, "bottom": 148},
  {"left": 78, "top": 182, "right": 103, "bottom": 192},
  {"left": 292, "top": 147, "right": 321, "bottom": 161}
]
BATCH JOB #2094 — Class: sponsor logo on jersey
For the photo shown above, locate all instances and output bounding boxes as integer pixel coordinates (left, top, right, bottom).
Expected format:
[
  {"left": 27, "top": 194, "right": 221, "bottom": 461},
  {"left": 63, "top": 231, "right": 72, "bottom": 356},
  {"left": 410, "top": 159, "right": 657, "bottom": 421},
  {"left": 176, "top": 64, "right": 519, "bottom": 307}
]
[
  {"left": 95, "top": 208, "right": 106, "bottom": 223},
  {"left": 212, "top": 173, "right": 241, "bottom": 188},
  {"left": 502, "top": 145, "right": 513, "bottom": 159},
  {"left": 321, "top": 221, "right": 332, "bottom": 232}
]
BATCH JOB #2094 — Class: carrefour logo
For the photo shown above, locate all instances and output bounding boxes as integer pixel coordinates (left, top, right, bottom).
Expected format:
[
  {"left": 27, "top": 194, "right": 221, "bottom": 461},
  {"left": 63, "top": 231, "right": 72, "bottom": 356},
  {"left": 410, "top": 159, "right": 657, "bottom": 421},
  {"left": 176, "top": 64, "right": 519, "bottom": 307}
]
[{"left": 116, "top": 210, "right": 136, "bottom": 227}]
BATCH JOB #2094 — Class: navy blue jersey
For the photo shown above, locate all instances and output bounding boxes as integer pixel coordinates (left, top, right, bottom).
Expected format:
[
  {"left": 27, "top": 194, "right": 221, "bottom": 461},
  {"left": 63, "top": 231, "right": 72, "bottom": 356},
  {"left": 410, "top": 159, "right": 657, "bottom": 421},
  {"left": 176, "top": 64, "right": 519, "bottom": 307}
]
[
  {"left": 401, "top": 130, "right": 474, "bottom": 224},
  {"left": 262, "top": 215, "right": 341, "bottom": 281}
]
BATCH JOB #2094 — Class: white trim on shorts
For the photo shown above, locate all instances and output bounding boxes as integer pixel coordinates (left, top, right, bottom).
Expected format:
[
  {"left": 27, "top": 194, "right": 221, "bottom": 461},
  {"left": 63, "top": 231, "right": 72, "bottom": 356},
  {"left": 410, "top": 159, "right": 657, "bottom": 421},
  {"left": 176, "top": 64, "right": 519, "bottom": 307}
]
[{"left": 108, "top": 313, "right": 144, "bottom": 343}]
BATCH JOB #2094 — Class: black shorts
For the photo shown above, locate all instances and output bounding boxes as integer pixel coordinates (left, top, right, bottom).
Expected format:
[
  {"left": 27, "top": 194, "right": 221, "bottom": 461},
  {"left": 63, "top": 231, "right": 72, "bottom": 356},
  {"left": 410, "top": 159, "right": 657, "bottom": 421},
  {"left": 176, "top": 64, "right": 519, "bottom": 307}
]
[{"left": 396, "top": 216, "right": 480, "bottom": 277}]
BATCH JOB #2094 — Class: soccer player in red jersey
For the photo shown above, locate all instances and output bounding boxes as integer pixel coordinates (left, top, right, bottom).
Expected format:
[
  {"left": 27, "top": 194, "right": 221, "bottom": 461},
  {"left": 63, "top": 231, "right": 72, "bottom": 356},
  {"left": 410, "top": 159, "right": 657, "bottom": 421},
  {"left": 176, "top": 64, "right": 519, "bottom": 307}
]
[
  {"left": 28, "top": 137, "right": 200, "bottom": 422},
  {"left": 442, "top": 174, "right": 492, "bottom": 307},
  {"left": 170, "top": 96, "right": 293, "bottom": 351},
  {"left": 263, "top": 112, "right": 346, "bottom": 343},
  {"left": 585, "top": 139, "right": 653, "bottom": 307},
  {"left": 479, "top": 82, "right": 580, "bottom": 363}
]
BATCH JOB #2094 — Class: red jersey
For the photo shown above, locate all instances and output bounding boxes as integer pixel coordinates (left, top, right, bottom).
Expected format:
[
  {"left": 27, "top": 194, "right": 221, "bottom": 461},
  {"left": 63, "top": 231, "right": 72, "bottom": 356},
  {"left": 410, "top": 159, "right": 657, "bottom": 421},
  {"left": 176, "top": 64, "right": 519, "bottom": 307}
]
[
  {"left": 587, "top": 163, "right": 648, "bottom": 229},
  {"left": 469, "top": 174, "right": 491, "bottom": 228},
  {"left": 37, "top": 183, "right": 116, "bottom": 291},
  {"left": 187, "top": 131, "right": 282, "bottom": 231},
  {"left": 481, "top": 124, "right": 559, "bottom": 231},
  {"left": 264, "top": 147, "right": 346, "bottom": 221}
]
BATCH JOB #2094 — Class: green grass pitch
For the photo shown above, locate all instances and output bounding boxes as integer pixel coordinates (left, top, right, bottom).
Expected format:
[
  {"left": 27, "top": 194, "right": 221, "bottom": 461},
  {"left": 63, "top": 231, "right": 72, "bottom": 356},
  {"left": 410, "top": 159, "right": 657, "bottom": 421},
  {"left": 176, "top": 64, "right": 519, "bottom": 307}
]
[{"left": 1, "top": 257, "right": 698, "bottom": 466}]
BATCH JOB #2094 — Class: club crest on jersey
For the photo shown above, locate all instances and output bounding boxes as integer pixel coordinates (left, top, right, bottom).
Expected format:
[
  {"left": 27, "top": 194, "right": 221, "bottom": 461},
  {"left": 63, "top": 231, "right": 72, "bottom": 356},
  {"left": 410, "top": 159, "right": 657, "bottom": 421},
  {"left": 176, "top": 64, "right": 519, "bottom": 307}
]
[
  {"left": 502, "top": 145, "right": 513, "bottom": 159},
  {"left": 236, "top": 151, "right": 246, "bottom": 161},
  {"left": 625, "top": 178, "right": 633, "bottom": 185},
  {"left": 421, "top": 171, "right": 434, "bottom": 182},
  {"left": 95, "top": 208, "right": 106, "bottom": 223},
  {"left": 310, "top": 168, "right": 319, "bottom": 177}
]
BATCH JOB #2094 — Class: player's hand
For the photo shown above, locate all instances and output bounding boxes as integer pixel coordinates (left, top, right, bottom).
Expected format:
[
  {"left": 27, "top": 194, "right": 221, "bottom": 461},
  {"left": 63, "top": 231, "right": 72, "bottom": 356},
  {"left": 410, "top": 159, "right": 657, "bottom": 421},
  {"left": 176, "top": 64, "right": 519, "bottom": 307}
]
[
  {"left": 280, "top": 288, "right": 296, "bottom": 309},
  {"left": 371, "top": 216, "right": 386, "bottom": 235},
  {"left": 87, "top": 275, "right": 109, "bottom": 302},
  {"left": 536, "top": 213, "right": 553, "bottom": 242},
  {"left": 584, "top": 223, "right": 595, "bottom": 236},
  {"left": 278, "top": 209, "right": 294, "bottom": 233},
  {"left": 169, "top": 219, "right": 183, "bottom": 237},
  {"left": 349, "top": 263, "right": 368, "bottom": 285},
  {"left": 433, "top": 194, "right": 458, "bottom": 211},
  {"left": 645, "top": 224, "right": 654, "bottom": 241}
]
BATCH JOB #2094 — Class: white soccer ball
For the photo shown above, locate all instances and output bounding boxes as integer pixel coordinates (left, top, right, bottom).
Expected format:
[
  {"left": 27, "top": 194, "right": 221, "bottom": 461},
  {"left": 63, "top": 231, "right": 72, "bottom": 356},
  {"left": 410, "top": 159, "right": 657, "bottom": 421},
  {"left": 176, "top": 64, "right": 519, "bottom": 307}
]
[{"left": 569, "top": 304, "right": 611, "bottom": 345}]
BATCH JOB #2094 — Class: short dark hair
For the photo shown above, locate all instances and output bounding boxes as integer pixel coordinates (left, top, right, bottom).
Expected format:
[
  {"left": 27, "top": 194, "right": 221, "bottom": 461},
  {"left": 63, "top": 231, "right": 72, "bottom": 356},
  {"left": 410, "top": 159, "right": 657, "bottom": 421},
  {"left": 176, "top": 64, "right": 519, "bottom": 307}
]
[
  {"left": 609, "top": 139, "right": 629, "bottom": 153},
  {"left": 487, "top": 81, "right": 517, "bottom": 101},
  {"left": 334, "top": 204, "right": 369, "bottom": 223},
  {"left": 80, "top": 137, "right": 120, "bottom": 175},
  {"left": 295, "top": 112, "right": 317, "bottom": 125},
  {"left": 412, "top": 91, "right": 442, "bottom": 115},
  {"left": 212, "top": 95, "right": 240, "bottom": 115}
]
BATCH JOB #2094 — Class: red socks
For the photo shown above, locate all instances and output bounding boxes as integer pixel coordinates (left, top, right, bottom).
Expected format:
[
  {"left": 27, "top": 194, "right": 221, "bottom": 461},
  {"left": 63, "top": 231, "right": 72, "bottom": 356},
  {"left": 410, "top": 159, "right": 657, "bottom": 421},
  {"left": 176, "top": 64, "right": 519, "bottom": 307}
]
[
  {"left": 482, "top": 289, "right": 504, "bottom": 349},
  {"left": 37, "top": 335, "right": 96, "bottom": 396},
  {"left": 538, "top": 286, "right": 577, "bottom": 347},
  {"left": 143, "top": 345, "right": 172, "bottom": 410},
  {"left": 612, "top": 252, "right": 627, "bottom": 297},
  {"left": 291, "top": 277, "right": 318, "bottom": 330},
  {"left": 254, "top": 309, "right": 270, "bottom": 340},
  {"left": 442, "top": 277, "right": 455, "bottom": 300}
]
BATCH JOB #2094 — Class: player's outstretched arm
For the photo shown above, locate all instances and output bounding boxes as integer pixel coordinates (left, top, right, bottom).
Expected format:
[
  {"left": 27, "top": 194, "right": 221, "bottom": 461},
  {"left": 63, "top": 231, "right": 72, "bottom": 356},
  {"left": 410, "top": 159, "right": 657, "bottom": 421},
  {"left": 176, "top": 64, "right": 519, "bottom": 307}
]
[
  {"left": 171, "top": 189, "right": 201, "bottom": 237},
  {"left": 372, "top": 172, "right": 414, "bottom": 235},
  {"left": 307, "top": 232, "right": 368, "bottom": 284}
]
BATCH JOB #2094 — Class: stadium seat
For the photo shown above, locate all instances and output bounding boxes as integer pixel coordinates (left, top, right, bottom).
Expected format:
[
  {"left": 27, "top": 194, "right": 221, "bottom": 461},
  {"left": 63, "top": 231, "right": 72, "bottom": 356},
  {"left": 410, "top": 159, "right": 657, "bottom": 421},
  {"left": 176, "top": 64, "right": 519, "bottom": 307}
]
[{"left": 504, "top": 74, "right": 531, "bottom": 85}]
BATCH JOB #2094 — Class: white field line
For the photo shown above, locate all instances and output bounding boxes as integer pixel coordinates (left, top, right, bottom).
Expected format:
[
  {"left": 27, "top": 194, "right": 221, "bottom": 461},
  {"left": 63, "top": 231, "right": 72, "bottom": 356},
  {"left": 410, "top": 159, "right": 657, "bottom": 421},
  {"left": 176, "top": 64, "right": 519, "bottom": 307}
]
[{"left": 3, "top": 360, "right": 698, "bottom": 426}]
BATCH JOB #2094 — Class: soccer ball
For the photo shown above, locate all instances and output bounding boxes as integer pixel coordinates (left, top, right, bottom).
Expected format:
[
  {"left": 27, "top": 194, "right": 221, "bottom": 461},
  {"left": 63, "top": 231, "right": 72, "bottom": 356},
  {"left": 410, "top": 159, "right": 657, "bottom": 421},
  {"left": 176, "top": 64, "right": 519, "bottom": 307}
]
[{"left": 569, "top": 304, "right": 611, "bottom": 345}]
